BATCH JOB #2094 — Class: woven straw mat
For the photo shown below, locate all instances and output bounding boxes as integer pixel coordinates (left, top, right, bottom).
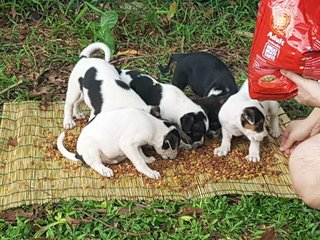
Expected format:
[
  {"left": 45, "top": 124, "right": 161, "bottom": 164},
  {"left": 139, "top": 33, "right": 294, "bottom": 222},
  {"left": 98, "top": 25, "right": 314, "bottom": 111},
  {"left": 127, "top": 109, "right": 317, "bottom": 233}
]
[{"left": 0, "top": 101, "right": 297, "bottom": 211}]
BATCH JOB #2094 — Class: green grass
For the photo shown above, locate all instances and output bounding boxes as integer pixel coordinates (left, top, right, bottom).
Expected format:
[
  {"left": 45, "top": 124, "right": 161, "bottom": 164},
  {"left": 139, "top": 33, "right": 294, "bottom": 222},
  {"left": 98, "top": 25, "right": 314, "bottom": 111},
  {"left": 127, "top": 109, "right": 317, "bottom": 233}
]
[
  {"left": 0, "top": 0, "right": 317, "bottom": 238},
  {"left": 1, "top": 195, "right": 320, "bottom": 239}
]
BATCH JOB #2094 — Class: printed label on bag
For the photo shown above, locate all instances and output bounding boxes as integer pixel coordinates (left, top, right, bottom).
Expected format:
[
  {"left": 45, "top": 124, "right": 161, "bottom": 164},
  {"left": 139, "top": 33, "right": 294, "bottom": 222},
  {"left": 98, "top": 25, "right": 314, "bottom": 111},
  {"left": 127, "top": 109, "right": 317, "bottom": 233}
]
[{"left": 263, "top": 42, "right": 280, "bottom": 61}]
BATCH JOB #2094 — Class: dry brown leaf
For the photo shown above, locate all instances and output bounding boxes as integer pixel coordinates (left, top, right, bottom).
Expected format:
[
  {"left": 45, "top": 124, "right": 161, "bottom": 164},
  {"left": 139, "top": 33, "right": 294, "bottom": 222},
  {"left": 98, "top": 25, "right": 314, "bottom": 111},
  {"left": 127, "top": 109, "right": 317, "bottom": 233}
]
[
  {"left": 116, "top": 49, "right": 139, "bottom": 56},
  {"left": 116, "top": 207, "right": 131, "bottom": 216},
  {"left": 91, "top": 209, "right": 108, "bottom": 214},
  {"left": 258, "top": 227, "right": 276, "bottom": 240},
  {"left": 7, "top": 137, "right": 18, "bottom": 147},
  {"left": 10, "top": 5, "right": 16, "bottom": 19},
  {"left": 168, "top": 46, "right": 179, "bottom": 53},
  {"left": 66, "top": 216, "right": 91, "bottom": 227},
  {"left": 178, "top": 207, "right": 204, "bottom": 216},
  {"left": 0, "top": 209, "right": 35, "bottom": 223}
]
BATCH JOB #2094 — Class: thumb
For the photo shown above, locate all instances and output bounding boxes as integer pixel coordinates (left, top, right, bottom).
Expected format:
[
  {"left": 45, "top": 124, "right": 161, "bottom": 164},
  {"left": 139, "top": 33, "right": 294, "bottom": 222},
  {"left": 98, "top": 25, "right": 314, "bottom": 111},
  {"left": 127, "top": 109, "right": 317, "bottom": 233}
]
[
  {"left": 279, "top": 133, "right": 295, "bottom": 151},
  {"left": 280, "top": 69, "right": 305, "bottom": 85}
]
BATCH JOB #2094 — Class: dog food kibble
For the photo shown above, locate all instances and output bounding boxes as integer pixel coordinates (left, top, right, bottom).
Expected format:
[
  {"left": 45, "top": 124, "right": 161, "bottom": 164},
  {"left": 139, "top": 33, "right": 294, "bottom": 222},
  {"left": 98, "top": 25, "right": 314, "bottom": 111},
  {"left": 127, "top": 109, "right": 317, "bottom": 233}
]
[{"left": 41, "top": 118, "right": 282, "bottom": 192}]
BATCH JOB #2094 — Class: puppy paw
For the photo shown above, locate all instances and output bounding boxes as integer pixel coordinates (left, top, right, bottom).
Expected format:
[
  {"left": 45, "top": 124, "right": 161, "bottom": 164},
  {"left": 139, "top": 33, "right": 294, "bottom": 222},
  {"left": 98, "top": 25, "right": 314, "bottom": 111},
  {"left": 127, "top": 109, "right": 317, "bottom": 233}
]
[
  {"left": 214, "top": 146, "right": 230, "bottom": 157},
  {"left": 179, "top": 141, "right": 192, "bottom": 150},
  {"left": 145, "top": 156, "right": 156, "bottom": 164},
  {"left": 245, "top": 153, "right": 260, "bottom": 162},
  {"left": 143, "top": 168, "right": 161, "bottom": 179},
  {"left": 101, "top": 167, "right": 114, "bottom": 177},
  {"left": 63, "top": 118, "right": 76, "bottom": 129},
  {"left": 269, "top": 127, "right": 281, "bottom": 138},
  {"left": 74, "top": 111, "right": 86, "bottom": 119}
]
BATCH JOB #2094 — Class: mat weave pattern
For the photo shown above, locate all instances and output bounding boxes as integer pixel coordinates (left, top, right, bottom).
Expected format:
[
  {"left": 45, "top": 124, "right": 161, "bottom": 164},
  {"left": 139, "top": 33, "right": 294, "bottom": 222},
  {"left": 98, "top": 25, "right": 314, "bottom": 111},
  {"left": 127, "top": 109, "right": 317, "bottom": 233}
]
[{"left": 0, "top": 101, "right": 297, "bottom": 211}]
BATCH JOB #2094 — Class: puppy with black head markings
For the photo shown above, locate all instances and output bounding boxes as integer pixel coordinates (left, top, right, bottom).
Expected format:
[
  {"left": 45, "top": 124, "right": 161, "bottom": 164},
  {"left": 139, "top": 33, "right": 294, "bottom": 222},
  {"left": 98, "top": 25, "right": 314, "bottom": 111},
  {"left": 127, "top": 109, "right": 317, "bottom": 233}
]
[
  {"left": 214, "top": 80, "right": 280, "bottom": 162},
  {"left": 118, "top": 70, "right": 209, "bottom": 148},
  {"left": 57, "top": 107, "right": 180, "bottom": 179},
  {"left": 158, "top": 52, "right": 238, "bottom": 97},
  {"left": 63, "top": 42, "right": 150, "bottom": 129}
]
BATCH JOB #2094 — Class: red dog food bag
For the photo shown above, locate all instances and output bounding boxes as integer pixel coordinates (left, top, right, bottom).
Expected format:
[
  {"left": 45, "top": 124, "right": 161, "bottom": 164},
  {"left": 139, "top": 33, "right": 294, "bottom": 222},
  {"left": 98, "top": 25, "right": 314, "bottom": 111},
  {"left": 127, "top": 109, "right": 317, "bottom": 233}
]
[{"left": 248, "top": 0, "right": 320, "bottom": 100}]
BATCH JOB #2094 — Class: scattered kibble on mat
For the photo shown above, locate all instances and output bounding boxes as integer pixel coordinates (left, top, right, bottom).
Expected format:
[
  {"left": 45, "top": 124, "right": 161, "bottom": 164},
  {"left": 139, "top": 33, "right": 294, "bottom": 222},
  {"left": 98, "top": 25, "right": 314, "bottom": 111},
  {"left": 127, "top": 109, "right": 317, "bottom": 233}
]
[{"left": 40, "top": 118, "right": 282, "bottom": 192}]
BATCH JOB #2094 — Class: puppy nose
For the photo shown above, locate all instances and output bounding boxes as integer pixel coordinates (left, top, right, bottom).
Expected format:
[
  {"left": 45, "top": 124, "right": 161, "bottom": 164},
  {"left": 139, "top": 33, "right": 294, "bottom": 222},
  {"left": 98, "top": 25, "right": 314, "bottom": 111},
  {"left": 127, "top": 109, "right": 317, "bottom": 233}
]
[{"left": 193, "top": 142, "right": 203, "bottom": 149}]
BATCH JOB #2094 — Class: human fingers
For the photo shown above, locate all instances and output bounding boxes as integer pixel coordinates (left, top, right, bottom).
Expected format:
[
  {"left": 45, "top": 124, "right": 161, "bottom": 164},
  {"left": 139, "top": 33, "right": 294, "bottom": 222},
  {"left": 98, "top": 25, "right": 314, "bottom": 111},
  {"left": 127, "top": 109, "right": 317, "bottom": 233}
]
[
  {"left": 279, "top": 128, "right": 296, "bottom": 151},
  {"left": 280, "top": 129, "right": 289, "bottom": 150},
  {"left": 280, "top": 69, "right": 306, "bottom": 85}
]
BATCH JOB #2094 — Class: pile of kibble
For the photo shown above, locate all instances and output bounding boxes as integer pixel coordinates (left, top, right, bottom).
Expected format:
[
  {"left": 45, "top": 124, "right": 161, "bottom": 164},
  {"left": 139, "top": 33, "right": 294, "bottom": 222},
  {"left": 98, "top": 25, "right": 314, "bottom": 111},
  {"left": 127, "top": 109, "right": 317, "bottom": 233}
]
[{"left": 41, "top": 118, "right": 282, "bottom": 192}]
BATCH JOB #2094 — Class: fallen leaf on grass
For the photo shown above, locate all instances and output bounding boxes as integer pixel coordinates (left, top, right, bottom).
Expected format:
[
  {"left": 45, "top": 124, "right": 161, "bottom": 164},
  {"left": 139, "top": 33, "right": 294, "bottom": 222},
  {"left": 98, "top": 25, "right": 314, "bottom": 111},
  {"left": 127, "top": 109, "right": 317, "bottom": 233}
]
[
  {"left": 178, "top": 207, "right": 204, "bottom": 217},
  {"left": 0, "top": 209, "right": 37, "bottom": 223},
  {"left": 7, "top": 137, "right": 18, "bottom": 147},
  {"left": 116, "top": 49, "right": 139, "bottom": 56},
  {"left": 90, "top": 208, "right": 108, "bottom": 214},
  {"left": 66, "top": 216, "right": 91, "bottom": 227},
  {"left": 116, "top": 207, "right": 131, "bottom": 216},
  {"left": 258, "top": 227, "right": 276, "bottom": 240}
]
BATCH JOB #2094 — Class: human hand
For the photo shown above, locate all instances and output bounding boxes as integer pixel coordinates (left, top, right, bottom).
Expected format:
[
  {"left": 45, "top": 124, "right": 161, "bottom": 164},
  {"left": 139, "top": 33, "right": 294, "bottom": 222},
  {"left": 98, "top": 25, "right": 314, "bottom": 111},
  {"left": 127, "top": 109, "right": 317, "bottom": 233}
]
[
  {"left": 280, "top": 120, "right": 308, "bottom": 154},
  {"left": 280, "top": 117, "right": 320, "bottom": 154},
  {"left": 280, "top": 69, "right": 320, "bottom": 107}
]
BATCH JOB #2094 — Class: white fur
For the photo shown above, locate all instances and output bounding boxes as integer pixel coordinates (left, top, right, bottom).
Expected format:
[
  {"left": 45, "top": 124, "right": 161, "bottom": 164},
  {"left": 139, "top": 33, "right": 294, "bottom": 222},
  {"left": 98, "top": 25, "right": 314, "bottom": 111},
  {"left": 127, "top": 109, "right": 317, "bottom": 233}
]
[
  {"left": 120, "top": 71, "right": 209, "bottom": 147},
  {"left": 63, "top": 43, "right": 149, "bottom": 129},
  {"left": 57, "top": 108, "right": 179, "bottom": 179},
  {"left": 214, "top": 80, "right": 280, "bottom": 162},
  {"left": 207, "top": 88, "right": 223, "bottom": 96},
  {"left": 79, "top": 42, "right": 111, "bottom": 62}
]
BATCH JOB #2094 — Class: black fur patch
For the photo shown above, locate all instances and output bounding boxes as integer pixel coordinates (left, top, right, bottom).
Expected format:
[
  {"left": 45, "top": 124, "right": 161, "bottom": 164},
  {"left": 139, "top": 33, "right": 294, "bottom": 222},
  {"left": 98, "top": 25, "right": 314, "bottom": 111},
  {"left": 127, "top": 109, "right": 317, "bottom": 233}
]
[
  {"left": 75, "top": 152, "right": 89, "bottom": 167},
  {"left": 115, "top": 79, "right": 130, "bottom": 90},
  {"left": 162, "top": 129, "right": 180, "bottom": 150},
  {"left": 180, "top": 112, "right": 207, "bottom": 142},
  {"left": 150, "top": 106, "right": 161, "bottom": 118},
  {"left": 126, "top": 71, "right": 162, "bottom": 106},
  {"left": 87, "top": 116, "right": 96, "bottom": 125},
  {"left": 115, "top": 67, "right": 122, "bottom": 75},
  {"left": 241, "top": 107, "right": 265, "bottom": 132},
  {"left": 78, "top": 77, "right": 84, "bottom": 91},
  {"left": 192, "top": 94, "right": 230, "bottom": 132},
  {"left": 163, "top": 121, "right": 177, "bottom": 128},
  {"left": 82, "top": 67, "right": 103, "bottom": 115}
]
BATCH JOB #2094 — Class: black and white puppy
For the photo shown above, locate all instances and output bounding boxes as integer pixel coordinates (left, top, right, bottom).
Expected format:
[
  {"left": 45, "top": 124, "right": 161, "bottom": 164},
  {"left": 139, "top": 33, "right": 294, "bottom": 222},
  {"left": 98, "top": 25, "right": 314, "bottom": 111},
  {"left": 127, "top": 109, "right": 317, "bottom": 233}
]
[
  {"left": 118, "top": 70, "right": 209, "bottom": 148},
  {"left": 57, "top": 107, "right": 180, "bottom": 179},
  {"left": 213, "top": 80, "right": 280, "bottom": 162},
  {"left": 192, "top": 94, "right": 231, "bottom": 138},
  {"left": 63, "top": 42, "right": 149, "bottom": 129},
  {"left": 158, "top": 52, "right": 238, "bottom": 97}
]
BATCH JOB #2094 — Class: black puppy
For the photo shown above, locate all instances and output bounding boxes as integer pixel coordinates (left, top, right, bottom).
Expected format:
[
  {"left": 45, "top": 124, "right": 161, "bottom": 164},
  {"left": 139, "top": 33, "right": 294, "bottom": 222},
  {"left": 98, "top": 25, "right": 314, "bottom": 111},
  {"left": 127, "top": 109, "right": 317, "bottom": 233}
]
[{"left": 158, "top": 52, "right": 238, "bottom": 97}]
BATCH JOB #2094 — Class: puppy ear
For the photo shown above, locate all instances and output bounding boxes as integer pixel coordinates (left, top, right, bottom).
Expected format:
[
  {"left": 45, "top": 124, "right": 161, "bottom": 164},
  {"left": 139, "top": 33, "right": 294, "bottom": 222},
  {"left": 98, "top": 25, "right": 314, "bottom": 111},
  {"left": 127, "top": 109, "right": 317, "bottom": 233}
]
[
  {"left": 150, "top": 106, "right": 161, "bottom": 118},
  {"left": 163, "top": 129, "right": 180, "bottom": 150},
  {"left": 241, "top": 108, "right": 255, "bottom": 125},
  {"left": 180, "top": 113, "right": 194, "bottom": 133}
]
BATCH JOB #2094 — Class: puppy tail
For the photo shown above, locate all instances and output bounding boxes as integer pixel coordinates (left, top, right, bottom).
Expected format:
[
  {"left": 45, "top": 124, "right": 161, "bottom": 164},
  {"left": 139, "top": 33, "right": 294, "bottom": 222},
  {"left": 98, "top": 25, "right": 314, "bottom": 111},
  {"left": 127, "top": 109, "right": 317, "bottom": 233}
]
[
  {"left": 79, "top": 42, "right": 111, "bottom": 62},
  {"left": 158, "top": 53, "right": 187, "bottom": 74},
  {"left": 56, "top": 132, "right": 80, "bottom": 162}
]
